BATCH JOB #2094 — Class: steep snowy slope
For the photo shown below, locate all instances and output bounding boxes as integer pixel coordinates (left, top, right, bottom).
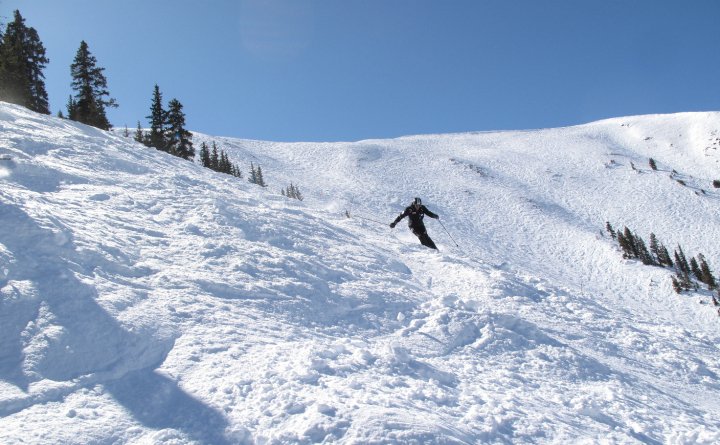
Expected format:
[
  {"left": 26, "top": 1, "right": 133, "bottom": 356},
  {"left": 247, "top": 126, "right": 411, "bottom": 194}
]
[{"left": 1, "top": 102, "right": 719, "bottom": 444}]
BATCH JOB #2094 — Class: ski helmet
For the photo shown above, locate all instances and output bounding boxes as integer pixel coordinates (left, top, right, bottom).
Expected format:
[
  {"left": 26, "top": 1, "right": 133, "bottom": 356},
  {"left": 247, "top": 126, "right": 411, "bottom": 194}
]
[{"left": 413, "top": 197, "right": 422, "bottom": 206}]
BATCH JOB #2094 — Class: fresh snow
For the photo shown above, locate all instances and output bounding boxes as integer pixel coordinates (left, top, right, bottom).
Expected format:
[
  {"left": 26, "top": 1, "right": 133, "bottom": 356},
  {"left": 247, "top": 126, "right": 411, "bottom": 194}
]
[{"left": 1, "top": 101, "right": 719, "bottom": 444}]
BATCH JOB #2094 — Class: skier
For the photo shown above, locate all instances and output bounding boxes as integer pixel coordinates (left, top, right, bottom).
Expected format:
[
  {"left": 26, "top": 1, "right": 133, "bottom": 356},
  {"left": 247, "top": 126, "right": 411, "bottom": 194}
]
[{"left": 389, "top": 197, "right": 439, "bottom": 250}]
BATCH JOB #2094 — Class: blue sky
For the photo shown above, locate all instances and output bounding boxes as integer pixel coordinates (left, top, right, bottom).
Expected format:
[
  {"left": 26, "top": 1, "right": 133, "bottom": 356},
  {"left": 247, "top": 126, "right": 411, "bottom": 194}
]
[{"left": 2, "top": 0, "right": 720, "bottom": 142}]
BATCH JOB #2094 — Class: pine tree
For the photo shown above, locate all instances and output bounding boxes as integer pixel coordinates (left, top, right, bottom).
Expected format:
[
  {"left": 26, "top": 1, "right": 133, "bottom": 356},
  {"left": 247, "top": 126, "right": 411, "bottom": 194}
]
[
  {"left": 220, "top": 151, "right": 230, "bottom": 174},
  {"left": 69, "top": 40, "right": 116, "bottom": 129},
  {"left": 199, "top": 142, "right": 211, "bottom": 168},
  {"left": 675, "top": 245, "right": 691, "bottom": 275},
  {"left": 605, "top": 222, "right": 616, "bottom": 239},
  {"left": 649, "top": 233, "right": 660, "bottom": 263},
  {"left": 618, "top": 227, "right": 637, "bottom": 259},
  {"left": 617, "top": 231, "right": 629, "bottom": 258},
  {"left": 146, "top": 85, "right": 167, "bottom": 151},
  {"left": 658, "top": 243, "right": 673, "bottom": 267},
  {"left": 671, "top": 276, "right": 682, "bottom": 294},
  {"left": 210, "top": 142, "right": 220, "bottom": 171},
  {"left": 256, "top": 165, "right": 266, "bottom": 187},
  {"left": 288, "top": 183, "right": 303, "bottom": 200},
  {"left": 690, "top": 257, "right": 702, "bottom": 281},
  {"left": 165, "top": 98, "right": 194, "bottom": 160},
  {"left": 649, "top": 158, "right": 657, "bottom": 171},
  {"left": 624, "top": 227, "right": 637, "bottom": 258},
  {"left": 249, "top": 162, "right": 257, "bottom": 184},
  {"left": 698, "top": 254, "right": 717, "bottom": 290},
  {"left": 0, "top": 10, "right": 50, "bottom": 114},
  {"left": 134, "top": 121, "right": 145, "bottom": 145},
  {"left": 66, "top": 95, "right": 76, "bottom": 120},
  {"left": 634, "top": 234, "right": 654, "bottom": 265},
  {"left": 674, "top": 246, "right": 693, "bottom": 291}
]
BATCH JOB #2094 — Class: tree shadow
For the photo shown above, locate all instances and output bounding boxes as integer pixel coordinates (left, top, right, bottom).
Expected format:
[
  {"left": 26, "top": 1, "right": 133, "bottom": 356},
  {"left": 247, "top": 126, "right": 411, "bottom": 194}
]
[
  {"left": 105, "top": 368, "right": 231, "bottom": 444},
  {"left": 0, "top": 202, "right": 231, "bottom": 442}
]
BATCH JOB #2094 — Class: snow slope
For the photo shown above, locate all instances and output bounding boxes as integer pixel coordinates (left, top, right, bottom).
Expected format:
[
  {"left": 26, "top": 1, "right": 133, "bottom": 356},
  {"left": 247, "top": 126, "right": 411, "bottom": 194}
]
[{"left": 1, "top": 102, "right": 719, "bottom": 444}]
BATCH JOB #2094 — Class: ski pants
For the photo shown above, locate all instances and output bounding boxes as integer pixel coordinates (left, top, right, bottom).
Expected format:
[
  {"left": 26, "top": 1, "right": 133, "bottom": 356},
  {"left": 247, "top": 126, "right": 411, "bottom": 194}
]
[{"left": 411, "top": 224, "right": 437, "bottom": 250}]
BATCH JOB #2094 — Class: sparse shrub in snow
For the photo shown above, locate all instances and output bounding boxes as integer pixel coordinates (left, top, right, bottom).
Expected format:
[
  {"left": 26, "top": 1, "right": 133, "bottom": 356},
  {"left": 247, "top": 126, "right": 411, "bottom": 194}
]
[{"left": 282, "top": 183, "right": 303, "bottom": 201}]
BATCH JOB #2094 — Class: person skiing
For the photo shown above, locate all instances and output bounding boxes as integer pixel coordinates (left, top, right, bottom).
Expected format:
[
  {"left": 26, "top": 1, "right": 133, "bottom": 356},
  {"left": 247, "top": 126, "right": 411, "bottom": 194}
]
[{"left": 389, "top": 197, "right": 439, "bottom": 250}]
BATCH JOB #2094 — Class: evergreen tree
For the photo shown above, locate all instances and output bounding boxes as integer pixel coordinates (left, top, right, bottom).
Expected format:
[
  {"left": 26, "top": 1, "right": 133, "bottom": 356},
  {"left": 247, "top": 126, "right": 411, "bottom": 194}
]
[
  {"left": 671, "top": 276, "right": 682, "bottom": 294},
  {"left": 165, "top": 98, "right": 194, "bottom": 160},
  {"left": 256, "top": 165, "right": 266, "bottom": 187},
  {"left": 658, "top": 243, "right": 673, "bottom": 267},
  {"left": 618, "top": 227, "right": 637, "bottom": 259},
  {"left": 674, "top": 246, "right": 693, "bottom": 291},
  {"left": 0, "top": 10, "right": 50, "bottom": 114},
  {"left": 249, "top": 162, "right": 257, "bottom": 184},
  {"left": 285, "top": 183, "right": 303, "bottom": 201},
  {"left": 210, "top": 142, "right": 220, "bottom": 171},
  {"left": 617, "top": 231, "right": 629, "bottom": 258},
  {"left": 649, "top": 233, "right": 660, "bottom": 263},
  {"left": 634, "top": 234, "right": 654, "bottom": 266},
  {"left": 605, "top": 222, "right": 616, "bottom": 239},
  {"left": 199, "top": 142, "right": 211, "bottom": 168},
  {"left": 220, "top": 150, "right": 230, "bottom": 173},
  {"left": 134, "top": 121, "right": 145, "bottom": 144},
  {"left": 698, "top": 254, "right": 717, "bottom": 290},
  {"left": 69, "top": 40, "right": 116, "bottom": 129},
  {"left": 146, "top": 84, "right": 167, "bottom": 151},
  {"left": 649, "top": 158, "right": 657, "bottom": 171},
  {"left": 66, "top": 95, "right": 76, "bottom": 120},
  {"left": 675, "top": 245, "right": 691, "bottom": 275},
  {"left": 690, "top": 257, "right": 702, "bottom": 281}
]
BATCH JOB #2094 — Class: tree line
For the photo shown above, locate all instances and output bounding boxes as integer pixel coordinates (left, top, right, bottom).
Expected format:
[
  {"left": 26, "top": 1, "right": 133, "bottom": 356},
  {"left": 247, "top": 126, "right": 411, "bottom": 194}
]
[
  {"left": 1, "top": 9, "right": 304, "bottom": 199},
  {"left": 605, "top": 223, "right": 720, "bottom": 307}
]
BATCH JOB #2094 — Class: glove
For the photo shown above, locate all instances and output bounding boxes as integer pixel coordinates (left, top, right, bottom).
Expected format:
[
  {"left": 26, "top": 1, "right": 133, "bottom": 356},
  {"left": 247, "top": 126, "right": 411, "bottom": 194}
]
[
  {"left": 433, "top": 215, "right": 439, "bottom": 220},
  {"left": 390, "top": 222, "right": 396, "bottom": 228}
]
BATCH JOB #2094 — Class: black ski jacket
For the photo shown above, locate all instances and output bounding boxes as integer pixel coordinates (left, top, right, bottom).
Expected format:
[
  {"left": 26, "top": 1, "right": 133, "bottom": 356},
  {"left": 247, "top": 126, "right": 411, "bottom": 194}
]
[{"left": 392, "top": 204, "right": 438, "bottom": 229}]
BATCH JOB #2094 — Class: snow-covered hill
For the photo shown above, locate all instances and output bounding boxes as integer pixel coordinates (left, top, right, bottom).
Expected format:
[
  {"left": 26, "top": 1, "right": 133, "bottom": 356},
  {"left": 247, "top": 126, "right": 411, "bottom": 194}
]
[{"left": 1, "top": 102, "right": 719, "bottom": 444}]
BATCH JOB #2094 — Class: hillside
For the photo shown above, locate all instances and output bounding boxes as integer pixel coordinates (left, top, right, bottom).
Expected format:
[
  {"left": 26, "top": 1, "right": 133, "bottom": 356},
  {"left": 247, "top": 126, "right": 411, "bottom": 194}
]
[{"left": 1, "top": 102, "right": 719, "bottom": 444}]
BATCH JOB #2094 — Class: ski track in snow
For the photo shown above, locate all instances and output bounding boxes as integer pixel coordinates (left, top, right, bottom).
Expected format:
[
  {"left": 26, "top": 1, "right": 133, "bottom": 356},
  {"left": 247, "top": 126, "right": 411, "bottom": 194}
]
[{"left": 1, "top": 103, "right": 720, "bottom": 443}]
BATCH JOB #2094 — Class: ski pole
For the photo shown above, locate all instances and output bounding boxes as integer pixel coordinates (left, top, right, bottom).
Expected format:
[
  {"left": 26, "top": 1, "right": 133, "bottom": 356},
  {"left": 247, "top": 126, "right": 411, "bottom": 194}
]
[
  {"left": 438, "top": 219, "right": 459, "bottom": 247},
  {"left": 345, "top": 210, "right": 388, "bottom": 227}
]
